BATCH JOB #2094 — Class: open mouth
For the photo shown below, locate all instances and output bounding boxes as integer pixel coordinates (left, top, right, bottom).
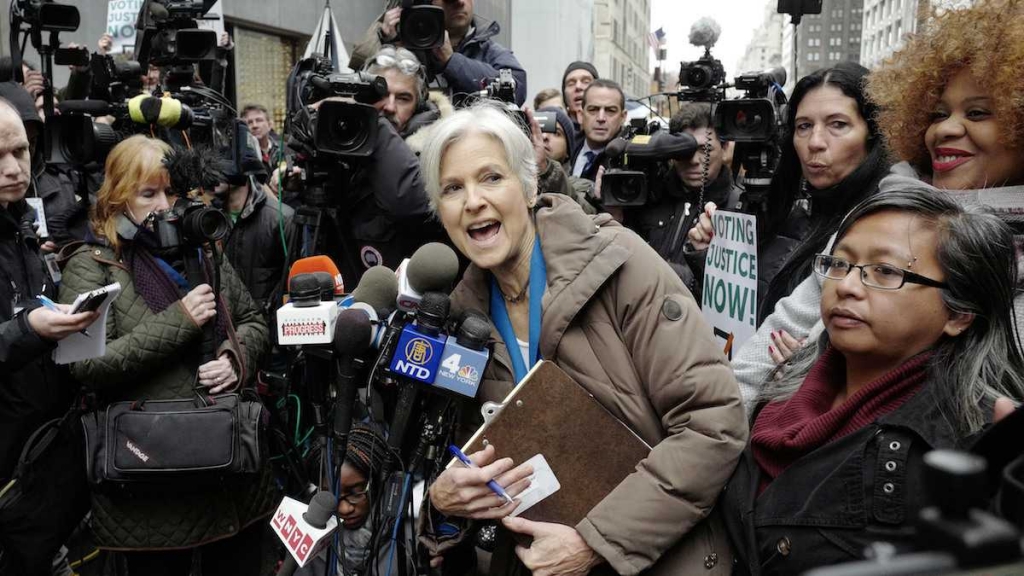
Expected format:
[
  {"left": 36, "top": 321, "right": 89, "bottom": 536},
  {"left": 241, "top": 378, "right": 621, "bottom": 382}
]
[{"left": 468, "top": 220, "right": 501, "bottom": 243}]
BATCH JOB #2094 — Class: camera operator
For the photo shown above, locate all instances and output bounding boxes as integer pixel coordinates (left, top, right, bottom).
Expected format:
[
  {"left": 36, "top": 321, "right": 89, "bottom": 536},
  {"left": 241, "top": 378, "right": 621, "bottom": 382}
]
[
  {"left": 213, "top": 135, "right": 293, "bottom": 317},
  {"left": 356, "top": 0, "right": 527, "bottom": 107},
  {"left": 571, "top": 79, "right": 627, "bottom": 182},
  {"left": 626, "top": 102, "right": 742, "bottom": 295},
  {"left": 0, "top": 97, "right": 98, "bottom": 574},
  {"left": 278, "top": 45, "right": 448, "bottom": 285},
  {"left": 58, "top": 135, "right": 273, "bottom": 576}
]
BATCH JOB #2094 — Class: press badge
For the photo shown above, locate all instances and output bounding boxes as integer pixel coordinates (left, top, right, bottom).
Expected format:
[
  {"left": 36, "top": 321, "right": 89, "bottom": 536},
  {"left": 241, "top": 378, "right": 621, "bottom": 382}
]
[
  {"left": 509, "top": 454, "right": 561, "bottom": 517},
  {"left": 44, "top": 253, "right": 61, "bottom": 284},
  {"left": 25, "top": 197, "right": 48, "bottom": 239}
]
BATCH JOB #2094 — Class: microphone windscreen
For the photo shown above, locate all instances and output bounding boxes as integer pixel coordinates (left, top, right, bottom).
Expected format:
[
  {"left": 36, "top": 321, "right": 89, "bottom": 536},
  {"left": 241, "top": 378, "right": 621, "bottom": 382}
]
[
  {"left": 58, "top": 100, "right": 112, "bottom": 116},
  {"left": 457, "top": 313, "right": 491, "bottom": 350},
  {"left": 288, "top": 255, "right": 344, "bottom": 296},
  {"left": 148, "top": 0, "right": 170, "bottom": 20},
  {"left": 416, "top": 291, "right": 451, "bottom": 332},
  {"left": 334, "top": 309, "right": 372, "bottom": 357},
  {"left": 604, "top": 137, "right": 629, "bottom": 159},
  {"left": 407, "top": 243, "right": 460, "bottom": 293},
  {"left": 312, "top": 272, "right": 335, "bottom": 301},
  {"left": 288, "top": 273, "right": 321, "bottom": 307},
  {"left": 304, "top": 490, "right": 339, "bottom": 530},
  {"left": 352, "top": 266, "right": 399, "bottom": 312}
]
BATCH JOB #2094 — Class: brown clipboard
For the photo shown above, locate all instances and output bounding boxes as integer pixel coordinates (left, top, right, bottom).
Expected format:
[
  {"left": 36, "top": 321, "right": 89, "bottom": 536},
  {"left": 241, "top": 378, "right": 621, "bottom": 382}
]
[{"left": 460, "top": 361, "right": 651, "bottom": 527}]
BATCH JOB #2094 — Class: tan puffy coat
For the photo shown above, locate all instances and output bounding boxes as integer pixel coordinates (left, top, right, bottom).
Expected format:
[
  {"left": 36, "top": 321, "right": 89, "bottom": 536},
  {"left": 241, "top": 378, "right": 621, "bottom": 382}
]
[{"left": 447, "top": 194, "right": 748, "bottom": 575}]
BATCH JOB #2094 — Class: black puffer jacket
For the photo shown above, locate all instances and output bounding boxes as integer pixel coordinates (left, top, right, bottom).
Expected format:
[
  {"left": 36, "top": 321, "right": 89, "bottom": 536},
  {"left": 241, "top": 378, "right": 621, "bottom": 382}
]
[
  {"left": 219, "top": 182, "right": 294, "bottom": 314},
  {"left": 0, "top": 200, "right": 64, "bottom": 481}
]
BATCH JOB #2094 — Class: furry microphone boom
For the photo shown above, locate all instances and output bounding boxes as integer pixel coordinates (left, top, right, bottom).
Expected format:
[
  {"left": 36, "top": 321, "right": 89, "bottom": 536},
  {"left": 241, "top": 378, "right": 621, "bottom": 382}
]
[
  {"left": 689, "top": 17, "right": 721, "bottom": 50},
  {"left": 163, "top": 145, "right": 227, "bottom": 197}
]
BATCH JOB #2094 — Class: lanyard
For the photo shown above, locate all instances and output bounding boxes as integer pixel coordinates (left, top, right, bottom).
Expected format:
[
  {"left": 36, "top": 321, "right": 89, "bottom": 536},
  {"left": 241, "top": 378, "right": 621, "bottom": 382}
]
[
  {"left": 489, "top": 236, "right": 546, "bottom": 383},
  {"left": 155, "top": 255, "right": 191, "bottom": 291}
]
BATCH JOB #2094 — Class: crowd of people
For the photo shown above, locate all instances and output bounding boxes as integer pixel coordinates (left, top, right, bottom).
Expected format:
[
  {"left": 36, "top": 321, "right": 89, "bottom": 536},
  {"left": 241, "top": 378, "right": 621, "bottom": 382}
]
[{"left": 1, "top": 0, "right": 1023, "bottom": 575}]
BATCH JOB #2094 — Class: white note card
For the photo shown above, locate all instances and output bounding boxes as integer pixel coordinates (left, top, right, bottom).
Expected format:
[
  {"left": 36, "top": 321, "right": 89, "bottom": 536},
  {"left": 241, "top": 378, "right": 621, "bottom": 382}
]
[{"left": 510, "top": 454, "right": 561, "bottom": 517}]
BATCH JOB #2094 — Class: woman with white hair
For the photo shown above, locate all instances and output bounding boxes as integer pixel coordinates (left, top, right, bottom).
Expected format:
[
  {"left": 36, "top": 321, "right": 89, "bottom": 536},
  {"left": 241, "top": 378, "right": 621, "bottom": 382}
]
[{"left": 417, "top": 103, "right": 747, "bottom": 575}]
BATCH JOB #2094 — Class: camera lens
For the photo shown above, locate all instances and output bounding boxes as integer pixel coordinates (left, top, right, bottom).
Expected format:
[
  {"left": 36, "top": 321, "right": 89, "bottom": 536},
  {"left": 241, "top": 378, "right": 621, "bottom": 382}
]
[
  {"left": 614, "top": 178, "right": 643, "bottom": 204},
  {"left": 686, "top": 66, "right": 710, "bottom": 89},
  {"left": 733, "top": 110, "right": 765, "bottom": 135},
  {"left": 328, "top": 109, "right": 372, "bottom": 152}
]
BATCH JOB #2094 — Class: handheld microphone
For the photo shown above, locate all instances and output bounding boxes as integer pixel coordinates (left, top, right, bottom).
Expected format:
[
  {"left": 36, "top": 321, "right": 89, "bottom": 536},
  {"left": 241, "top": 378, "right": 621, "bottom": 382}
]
[
  {"left": 388, "top": 292, "right": 450, "bottom": 384},
  {"left": 434, "top": 311, "right": 490, "bottom": 398},
  {"left": 271, "top": 491, "right": 340, "bottom": 574},
  {"left": 277, "top": 256, "right": 346, "bottom": 345},
  {"left": 332, "top": 309, "right": 373, "bottom": 465},
  {"left": 288, "top": 255, "right": 344, "bottom": 297},
  {"left": 395, "top": 243, "right": 460, "bottom": 313}
]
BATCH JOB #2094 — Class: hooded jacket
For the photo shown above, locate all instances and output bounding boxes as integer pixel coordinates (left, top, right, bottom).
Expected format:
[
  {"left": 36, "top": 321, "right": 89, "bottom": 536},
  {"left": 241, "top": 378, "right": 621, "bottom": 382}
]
[{"left": 440, "top": 194, "right": 748, "bottom": 575}]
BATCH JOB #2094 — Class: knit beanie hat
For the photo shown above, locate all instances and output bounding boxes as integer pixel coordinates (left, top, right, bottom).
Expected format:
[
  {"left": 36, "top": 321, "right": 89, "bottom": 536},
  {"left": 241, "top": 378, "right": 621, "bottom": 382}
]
[
  {"left": 561, "top": 61, "right": 599, "bottom": 107},
  {"left": 538, "top": 106, "right": 577, "bottom": 157}
]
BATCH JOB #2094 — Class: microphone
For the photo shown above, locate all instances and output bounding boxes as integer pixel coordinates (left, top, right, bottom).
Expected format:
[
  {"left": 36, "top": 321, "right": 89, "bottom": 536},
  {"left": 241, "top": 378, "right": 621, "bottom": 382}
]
[
  {"left": 388, "top": 292, "right": 450, "bottom": 384},
  {"left": 58, "top": 99, "right": 122, "bottom": 116},
  {"left": 271, "top": 491, "right": 340, "bottom": 575},
  {"left": 277, "top": 255, "right": 347, "bottom": 345},
  {"left": 127, "top": 94, "right": 194, "bottom": 129},
  {"left": 332, "top": 309, "right": 373, "bottom": 465},
  {"left": 351, "top": 265, "right": 399, "bottom": 313},
  {"left": 288, "top": 255, "right": 344, "bottom": 297},
  {"left": 395, "top": 243, "right": 460, "bottom": 313},
  {"left": 434, "top": 311, "right": 490, "bottom": 397}
]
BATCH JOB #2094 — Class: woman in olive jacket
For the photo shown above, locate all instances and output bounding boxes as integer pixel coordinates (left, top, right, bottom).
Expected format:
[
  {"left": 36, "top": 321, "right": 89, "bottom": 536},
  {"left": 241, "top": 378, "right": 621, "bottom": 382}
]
[{"left": 59, "top": 135, "right": 274, "bottom": 576}]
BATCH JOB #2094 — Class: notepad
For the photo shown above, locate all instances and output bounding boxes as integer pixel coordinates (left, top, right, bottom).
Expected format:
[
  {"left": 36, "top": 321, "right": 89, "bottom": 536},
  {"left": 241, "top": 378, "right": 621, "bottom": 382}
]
[{"left": 54, "top": 282, "right": 122, "bottom": 365}]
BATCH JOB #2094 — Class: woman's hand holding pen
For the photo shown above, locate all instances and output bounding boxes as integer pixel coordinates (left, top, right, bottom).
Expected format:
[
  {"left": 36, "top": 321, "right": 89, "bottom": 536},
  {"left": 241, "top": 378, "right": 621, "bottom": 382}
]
[{"left": 428, "top": 444, "right": 533, "bottom": 520}]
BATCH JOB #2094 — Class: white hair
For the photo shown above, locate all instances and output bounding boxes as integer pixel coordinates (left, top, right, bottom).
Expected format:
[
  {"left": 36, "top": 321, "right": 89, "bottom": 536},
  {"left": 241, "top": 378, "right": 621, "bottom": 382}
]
[{"left": 419, "top": 102, "right": 538, "bottom": 214}]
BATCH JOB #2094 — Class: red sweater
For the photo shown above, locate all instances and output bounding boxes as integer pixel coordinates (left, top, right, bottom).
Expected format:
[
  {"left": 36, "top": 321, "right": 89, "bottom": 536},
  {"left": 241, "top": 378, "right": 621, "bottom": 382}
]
[{"left": 752, "top": 348, "right": 931, "bottom": 491}]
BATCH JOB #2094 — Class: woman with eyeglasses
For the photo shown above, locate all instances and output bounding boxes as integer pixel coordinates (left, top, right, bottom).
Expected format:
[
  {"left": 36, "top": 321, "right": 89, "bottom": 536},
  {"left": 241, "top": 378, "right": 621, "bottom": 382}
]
[
  {"left": 295, "top": 423, "right": 392, "bottom": 576},
  {"left": 718, "top": 185, "right": 1024, "bottom": 575}
]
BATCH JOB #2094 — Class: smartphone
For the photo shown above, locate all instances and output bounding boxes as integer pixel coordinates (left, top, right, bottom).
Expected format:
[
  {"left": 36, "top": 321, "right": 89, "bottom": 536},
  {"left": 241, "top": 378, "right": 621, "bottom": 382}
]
[{"left": 70, "top": 291, "right": 109, "bottom": 314}]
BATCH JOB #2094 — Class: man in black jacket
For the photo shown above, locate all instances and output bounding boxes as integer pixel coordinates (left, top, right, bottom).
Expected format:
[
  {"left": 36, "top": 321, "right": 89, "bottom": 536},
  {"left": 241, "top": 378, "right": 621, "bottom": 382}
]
[
  {"left": 0, "top": 98, "right": 96, "bottom": 573},
  {"left": 626, "top": 102, "right": 743, "bottom": 295},
  {"left": 570, "top": 79, "right": 627, "bottom": 182}
]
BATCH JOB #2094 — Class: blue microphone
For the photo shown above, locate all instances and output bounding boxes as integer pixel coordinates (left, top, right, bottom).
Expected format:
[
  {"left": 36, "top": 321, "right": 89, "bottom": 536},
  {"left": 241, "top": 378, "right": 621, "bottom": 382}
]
[
  {"left": 388, "top": 292, "right": 449, "bottom": 384},
  {"left": 434, "top": 312, "right": 490, "bottom": 398}
]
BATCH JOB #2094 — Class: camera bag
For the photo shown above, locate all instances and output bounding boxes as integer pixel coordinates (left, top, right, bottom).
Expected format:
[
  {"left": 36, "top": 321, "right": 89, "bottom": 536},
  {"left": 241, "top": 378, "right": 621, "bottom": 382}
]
[{"left": 81, "top": 391, "right": 264, "bottom": 489}]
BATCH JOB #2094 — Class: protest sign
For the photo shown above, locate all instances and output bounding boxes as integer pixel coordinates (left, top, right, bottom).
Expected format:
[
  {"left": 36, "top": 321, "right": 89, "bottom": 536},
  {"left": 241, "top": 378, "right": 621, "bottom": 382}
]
[
  {"left": 107, "top": 0, "right": 143, "bottom": 54},
  {"left": 701, "top": 210, "right": 757, "bottom": 359}
]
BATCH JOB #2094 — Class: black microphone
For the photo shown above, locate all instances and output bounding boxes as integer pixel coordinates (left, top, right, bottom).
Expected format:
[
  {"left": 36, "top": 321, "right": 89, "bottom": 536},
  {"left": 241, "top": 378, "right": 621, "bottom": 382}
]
[
  {"left": 288, "top": 273, "right": 321, "bottom": 308},
  {"left": 331, "top": 308, "right": 373, "bottom": 466},
  {"left": 58, "top": 99, "right": 120, "bottom": 116},
  {"left": 313, "top": 271, "right": 335, "bottom": 301}
]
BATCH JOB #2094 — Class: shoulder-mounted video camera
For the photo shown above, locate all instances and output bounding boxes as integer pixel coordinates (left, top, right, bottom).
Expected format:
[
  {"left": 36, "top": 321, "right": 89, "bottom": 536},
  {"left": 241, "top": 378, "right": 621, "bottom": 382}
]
[
  {"left": 601, "top": 125, "right": 698, "bottom": 207},
  {"left": 134, "top": 0, "right": 220, "bottom": 69}
]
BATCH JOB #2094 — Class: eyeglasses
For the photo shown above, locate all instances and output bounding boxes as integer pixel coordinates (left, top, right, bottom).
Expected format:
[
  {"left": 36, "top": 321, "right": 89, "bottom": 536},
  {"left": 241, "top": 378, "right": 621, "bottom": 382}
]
[
  {"left": 812, "top": 254, "right": 949, "bottom": 291},
  {"left": 338, "top": 486, "right": 369, "bottom": 506},
  {"left": 374, "top": 49, "right": 422, "bottom": 76}
]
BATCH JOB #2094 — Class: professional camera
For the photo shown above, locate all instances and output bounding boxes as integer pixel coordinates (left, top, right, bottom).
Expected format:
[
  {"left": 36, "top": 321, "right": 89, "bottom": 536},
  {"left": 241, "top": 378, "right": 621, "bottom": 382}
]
[
  {"left": 286, "top": 55, "right": 388, "bottom": 160},
  {"left": 11, "top": 0, "right": 79, "bottom": 32},
  {"left": 134, "top": 0, "right": 219, "bottom": 68},
  {"left": 678, "top": 18, "right": 727, "bottom": 102},
  {"left": 399, "top": 0, "right": 446, "bottom": 50},
  {"left": 712, "top": 67, "right": 788, "bottom": 213},
  {"left": 602, "top": 125, "right": 699, "bottom": 207},
  {"left": 151, "top": 197, "right": 230, "bottom": 249},
  {"left": 89, "top": 53, "right": 144, "bottom": 103}
]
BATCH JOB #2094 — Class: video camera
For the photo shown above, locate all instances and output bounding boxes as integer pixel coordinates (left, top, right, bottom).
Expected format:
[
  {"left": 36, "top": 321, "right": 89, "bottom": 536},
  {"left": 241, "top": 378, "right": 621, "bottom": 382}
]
[
  {"left": 399, "top": 0, "right": 446, "bottom": 50},
  {"left": 601, "top": 124, "right": 699, "bottom": 207},
  {"left": 677, "top": 18, "right": 728, "bottom": 103},
  {"left": 134, "top": 0, "right": 219, "bottom": 69}
]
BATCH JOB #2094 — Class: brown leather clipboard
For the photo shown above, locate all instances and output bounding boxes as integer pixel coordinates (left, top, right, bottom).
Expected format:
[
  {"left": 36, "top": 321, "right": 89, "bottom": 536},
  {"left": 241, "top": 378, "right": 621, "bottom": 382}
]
[{"left": 461, "top": 361, "right": 651, "bottom": 527}]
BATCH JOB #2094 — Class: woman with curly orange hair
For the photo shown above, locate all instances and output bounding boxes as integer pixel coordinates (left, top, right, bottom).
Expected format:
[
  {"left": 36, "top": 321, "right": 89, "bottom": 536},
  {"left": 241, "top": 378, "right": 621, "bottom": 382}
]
[{"left": 867, "top": 0, "right": 1024, "bottom": 191}]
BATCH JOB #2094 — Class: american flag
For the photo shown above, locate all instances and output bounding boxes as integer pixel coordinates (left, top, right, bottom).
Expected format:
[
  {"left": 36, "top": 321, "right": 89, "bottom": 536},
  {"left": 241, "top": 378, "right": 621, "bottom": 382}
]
[{"left": 647, "top": 27, "right": 666, "bottom": 52}]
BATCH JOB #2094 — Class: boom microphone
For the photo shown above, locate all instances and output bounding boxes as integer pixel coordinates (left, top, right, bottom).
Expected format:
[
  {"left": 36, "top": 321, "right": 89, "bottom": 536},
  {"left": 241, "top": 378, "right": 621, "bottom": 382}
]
[
  {"left": 58, "top": 99, "right": 120, "bottom": 116},
  {"left": 396, "top": 243, "right": 460, "bottom": 313}
]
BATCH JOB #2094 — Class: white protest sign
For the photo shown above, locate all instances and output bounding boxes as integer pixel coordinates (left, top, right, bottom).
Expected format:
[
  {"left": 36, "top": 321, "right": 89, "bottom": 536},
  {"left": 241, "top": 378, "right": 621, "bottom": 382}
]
[
  {"left": 106, "top": 0, "right": 143, "bottom": 54},
  {"left": 197, "top": 0, "right": 225, "bottom": 40},
  {"left": 701, "top": 210, "right": 758, "bottom": 359}
]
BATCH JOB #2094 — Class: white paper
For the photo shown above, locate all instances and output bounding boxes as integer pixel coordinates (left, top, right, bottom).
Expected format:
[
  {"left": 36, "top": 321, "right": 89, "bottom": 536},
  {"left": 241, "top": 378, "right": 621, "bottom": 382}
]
[
  {"left": 25, "top": 197, "right": 47, "bottom": 239},
  {"left": 700, "top": 210, "right": 758, "bottom": 359},
  {"left": 54, "top": 282, "right": 122, "bottom": 365},
  {"left": 510, "top": 454, "right": 561, "bottom": 517}
]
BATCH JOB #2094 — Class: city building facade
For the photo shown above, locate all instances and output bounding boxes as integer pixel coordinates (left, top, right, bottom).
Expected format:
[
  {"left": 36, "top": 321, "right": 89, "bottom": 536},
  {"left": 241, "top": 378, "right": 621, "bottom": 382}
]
[
  {"left": 779, "top": 0, "right": 864, "bottom": 91},
  {"left": 592, "top": 0, "right": 652, "bottom": 99},
  {"left": 736, "top": 0, "right": 786, "bottom": 77}
]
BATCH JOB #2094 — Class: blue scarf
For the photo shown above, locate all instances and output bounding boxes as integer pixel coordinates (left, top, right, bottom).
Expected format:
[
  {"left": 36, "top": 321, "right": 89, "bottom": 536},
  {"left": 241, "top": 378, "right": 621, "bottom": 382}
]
[{"left": 489, "top": 236, "right": 546, "bottom": 383}]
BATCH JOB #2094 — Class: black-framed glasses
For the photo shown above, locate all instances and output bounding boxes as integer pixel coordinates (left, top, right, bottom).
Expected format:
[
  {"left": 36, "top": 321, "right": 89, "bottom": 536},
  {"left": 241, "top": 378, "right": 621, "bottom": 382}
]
[
  {"left": 812, "top": 254, "right": 949, "bottom": 291},
  {"left": 338, "top": 486, "right": 369, "bottom": 506}
]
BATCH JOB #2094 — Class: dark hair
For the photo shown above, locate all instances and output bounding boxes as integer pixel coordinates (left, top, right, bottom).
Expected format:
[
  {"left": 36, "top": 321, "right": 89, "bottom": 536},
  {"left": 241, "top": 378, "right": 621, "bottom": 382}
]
[
  {"left": 669, "top": 101, "right": 722, "bottom": 141},
  {"left": 763, "top": 184, "right": 1024, "bottom": 434},
  {"left": 759, "top": 62, "right": 891, "bottom": 321},
  {"left": 582, "top": 78, "right": 625, "bottom": 110},
  {"left": 344, "top": 423, "right": 391, "bottom": 479}
]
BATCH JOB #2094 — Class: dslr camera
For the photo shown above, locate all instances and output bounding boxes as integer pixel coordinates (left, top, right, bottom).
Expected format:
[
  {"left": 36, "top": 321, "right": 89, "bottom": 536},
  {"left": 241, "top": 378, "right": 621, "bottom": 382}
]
[
  {"left": 399, "top": 0, "right": 446, "bottom": 50},
  {"left": 151, "top": 197, "right": 230, "bottom": 249}
]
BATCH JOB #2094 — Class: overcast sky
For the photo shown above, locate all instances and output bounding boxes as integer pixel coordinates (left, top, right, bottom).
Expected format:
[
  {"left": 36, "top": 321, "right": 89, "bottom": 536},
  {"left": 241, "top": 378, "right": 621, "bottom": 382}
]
[{"left": 650, "top": 0, "right": 776, "bottom": 79}]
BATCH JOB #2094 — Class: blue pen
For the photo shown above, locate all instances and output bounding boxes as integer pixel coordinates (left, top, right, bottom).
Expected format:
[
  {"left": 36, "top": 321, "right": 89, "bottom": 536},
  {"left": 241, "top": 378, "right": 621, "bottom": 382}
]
[
  {"left": 37, "top": 294, "right": 91, "bottom": 337},
  {"left": 448, "top": 444, "right": 515, "bottom": 505}
]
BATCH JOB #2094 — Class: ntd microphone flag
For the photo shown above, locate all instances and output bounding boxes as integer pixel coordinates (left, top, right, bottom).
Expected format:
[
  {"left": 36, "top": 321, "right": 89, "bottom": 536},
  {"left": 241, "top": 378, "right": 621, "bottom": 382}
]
[{"left": 389, "top": 324, "right": 446, "bottom": 384}]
